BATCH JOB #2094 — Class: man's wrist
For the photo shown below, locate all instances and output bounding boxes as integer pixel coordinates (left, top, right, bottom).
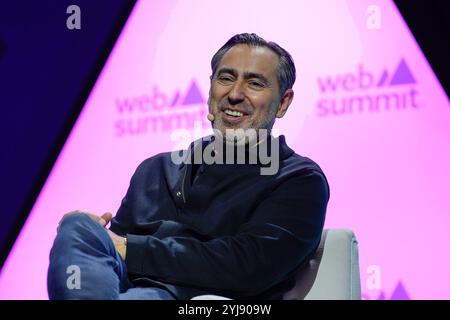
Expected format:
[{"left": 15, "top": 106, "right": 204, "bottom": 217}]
[{"left": 117, "top": 236, "right": 127, "bottom": 260}]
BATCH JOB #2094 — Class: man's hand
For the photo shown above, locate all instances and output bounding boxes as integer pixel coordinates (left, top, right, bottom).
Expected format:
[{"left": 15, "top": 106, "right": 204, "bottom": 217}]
[
  {"left": 58, "top": 210, "right": 113, "bottom": 231},
  {"left": 107, "top": 229, "right": 127, "bottom": 260}
]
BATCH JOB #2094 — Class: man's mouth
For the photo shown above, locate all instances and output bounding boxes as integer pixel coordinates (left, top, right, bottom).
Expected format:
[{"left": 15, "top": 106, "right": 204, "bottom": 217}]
[
  {"left": 221, "top": 108, "right": 250, "bottom": 124},
  {"left": 224, "top": 109, "right": 245, "bottom": 117}
]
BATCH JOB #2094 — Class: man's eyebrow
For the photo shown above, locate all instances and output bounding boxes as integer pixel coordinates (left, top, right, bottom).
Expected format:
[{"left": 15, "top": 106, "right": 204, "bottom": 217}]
[{"left": 216, "top": 67, "right": 237, "bottom": 77}]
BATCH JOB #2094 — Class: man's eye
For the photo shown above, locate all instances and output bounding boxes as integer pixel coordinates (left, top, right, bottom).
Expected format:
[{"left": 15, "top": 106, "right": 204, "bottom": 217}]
[
  {"left": 219, "top": 76, "right": 233, "bottom": 82},
  {"left": 249, "top": 81, "right": 264, "bottom": 88}
]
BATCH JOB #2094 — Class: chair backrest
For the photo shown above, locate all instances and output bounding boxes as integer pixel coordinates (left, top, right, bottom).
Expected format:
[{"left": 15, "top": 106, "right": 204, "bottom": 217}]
[{"left": 283, "top": 228, "right": 361, "bottom": 300}]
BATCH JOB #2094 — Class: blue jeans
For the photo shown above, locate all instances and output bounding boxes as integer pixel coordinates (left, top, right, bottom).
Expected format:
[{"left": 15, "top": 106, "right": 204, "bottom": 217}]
[{"left": 47, "top": 213, "right": 175, "bottom": 300}]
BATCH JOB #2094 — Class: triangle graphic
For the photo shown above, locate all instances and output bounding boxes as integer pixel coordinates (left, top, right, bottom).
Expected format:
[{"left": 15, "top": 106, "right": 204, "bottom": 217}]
[
  {"left": 181, "top": 80, "right": 205, "bottom": 105},
  {"left": 390, "top": 281, "right": 410, "bottom": 300},
  {"left": 389, "top": 59, "right": 416, "bottom": 85}
]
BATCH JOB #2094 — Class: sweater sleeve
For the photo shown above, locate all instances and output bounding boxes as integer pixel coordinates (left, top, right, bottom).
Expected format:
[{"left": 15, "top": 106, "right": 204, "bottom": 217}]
[{"left": 123, "top": 169, "right": 330, "bottom": 297}]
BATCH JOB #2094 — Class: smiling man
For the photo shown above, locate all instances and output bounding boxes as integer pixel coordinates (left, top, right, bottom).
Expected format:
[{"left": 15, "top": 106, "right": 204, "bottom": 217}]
[
  {"left": 48, "top": 33, "right": 330, "bottom": 300},
  {"left": 209, "top": 43, "right": 292, "bottom": 134}
]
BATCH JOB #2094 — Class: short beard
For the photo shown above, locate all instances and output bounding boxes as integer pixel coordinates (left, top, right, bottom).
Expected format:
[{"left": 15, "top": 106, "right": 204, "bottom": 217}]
[
  {"left": 208, "top": 98, "right": 279, "bottom": 145},
  {"left": 213, "top": 115, "right": 277, "bottom": 148}
]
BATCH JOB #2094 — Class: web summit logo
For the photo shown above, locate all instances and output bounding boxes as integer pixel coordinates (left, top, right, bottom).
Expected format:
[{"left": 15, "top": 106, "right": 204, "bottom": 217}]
[
  {"left": 363, "top": 280, "right": 411, "bottom": 300},
  {"left": 316, "top": 59, "right": 419, "bottom": 117},
  {"left": 115, "top": 80, "right": 209, "bottom": 136}
]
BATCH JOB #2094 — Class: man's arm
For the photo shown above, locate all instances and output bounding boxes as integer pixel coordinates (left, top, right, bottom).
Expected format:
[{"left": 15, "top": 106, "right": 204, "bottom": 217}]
[{"left": 113, "top": 169, "right": 329, "bottom": 297}]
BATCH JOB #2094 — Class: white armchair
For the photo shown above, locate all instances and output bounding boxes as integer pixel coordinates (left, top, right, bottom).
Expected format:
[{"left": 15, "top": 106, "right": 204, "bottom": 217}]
[{"left": 192, "top": 228, "right": 361, "bottom": 300}]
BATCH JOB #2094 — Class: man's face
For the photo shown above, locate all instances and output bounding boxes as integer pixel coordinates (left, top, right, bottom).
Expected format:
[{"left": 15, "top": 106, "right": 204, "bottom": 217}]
[{"left": 208, "top": 44, "right": 284, "bottom": 137}]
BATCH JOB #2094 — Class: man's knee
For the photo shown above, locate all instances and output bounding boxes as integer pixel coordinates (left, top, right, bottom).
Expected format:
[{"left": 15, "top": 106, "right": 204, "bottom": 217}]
[
  {"left": 58, "top": 212, "right": 98, "bottom": 233},
  {"left": 51, "top": 212, "right": 114, "bottom": 259},
  {"left": 54, "top": 212, "right": 106, "bottom": 248}
]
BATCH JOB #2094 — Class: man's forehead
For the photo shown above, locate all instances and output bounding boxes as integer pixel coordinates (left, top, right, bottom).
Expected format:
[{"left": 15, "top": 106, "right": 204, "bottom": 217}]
[{"left": 218, "top": 44, "right": 279, "bottom": 76}]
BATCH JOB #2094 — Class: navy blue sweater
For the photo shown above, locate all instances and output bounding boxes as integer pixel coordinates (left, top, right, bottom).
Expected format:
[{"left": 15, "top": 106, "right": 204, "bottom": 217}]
[{"left": 110, "top": 135, "right": 330, "bottom": 299}]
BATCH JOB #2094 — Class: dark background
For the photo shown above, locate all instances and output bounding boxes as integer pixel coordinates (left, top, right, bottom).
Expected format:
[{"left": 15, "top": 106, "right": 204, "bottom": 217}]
[
  {"left": 0, "top": 0, "right": 136, "bottom": 270},
  {"left": 0, "top": 0, "right": 449, "bottom": 271}
]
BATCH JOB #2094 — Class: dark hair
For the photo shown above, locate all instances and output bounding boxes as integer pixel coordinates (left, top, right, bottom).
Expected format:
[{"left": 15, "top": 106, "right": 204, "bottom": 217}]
[{"left": 211, "top": 33, "right": 296, "bottom": 96}]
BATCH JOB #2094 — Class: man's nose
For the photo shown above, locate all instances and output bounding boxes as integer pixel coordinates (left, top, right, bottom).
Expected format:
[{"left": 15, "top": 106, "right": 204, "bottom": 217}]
[{"left": 227, "top": 81, "right": 245, "bottom": 105}]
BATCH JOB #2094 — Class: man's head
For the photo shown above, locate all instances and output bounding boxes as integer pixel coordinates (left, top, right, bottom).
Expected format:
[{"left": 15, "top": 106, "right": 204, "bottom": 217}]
[{"left": 207, "top": 33, "right": 296, "bottom": 139}]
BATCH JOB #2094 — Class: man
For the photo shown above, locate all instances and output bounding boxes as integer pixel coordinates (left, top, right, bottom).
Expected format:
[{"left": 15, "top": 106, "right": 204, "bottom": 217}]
[{"left": 48, "top": 33, "right": 330, "bottom": 300}]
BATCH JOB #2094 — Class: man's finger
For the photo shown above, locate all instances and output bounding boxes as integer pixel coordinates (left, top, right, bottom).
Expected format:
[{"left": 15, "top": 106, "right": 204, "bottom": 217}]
[
  {"left": 98, "top": 218, "right": 106, "bottom": 227},
  {"left": 102, "top": 212, "right": 113, "bottom": 223},
  {"left": 98, "top": 212, "right": 113, "bottom": 227}
]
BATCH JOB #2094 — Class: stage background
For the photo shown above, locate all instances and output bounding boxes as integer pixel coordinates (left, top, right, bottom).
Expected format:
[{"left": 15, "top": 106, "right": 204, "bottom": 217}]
[{"left": 1, "top": 0, "right": 449, "bottom": 299}]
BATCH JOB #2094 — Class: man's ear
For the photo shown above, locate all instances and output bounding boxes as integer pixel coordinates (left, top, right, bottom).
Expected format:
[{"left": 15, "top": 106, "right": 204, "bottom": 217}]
[{"left": 276, "top": 89, "right": 294, "bottom": 118}]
